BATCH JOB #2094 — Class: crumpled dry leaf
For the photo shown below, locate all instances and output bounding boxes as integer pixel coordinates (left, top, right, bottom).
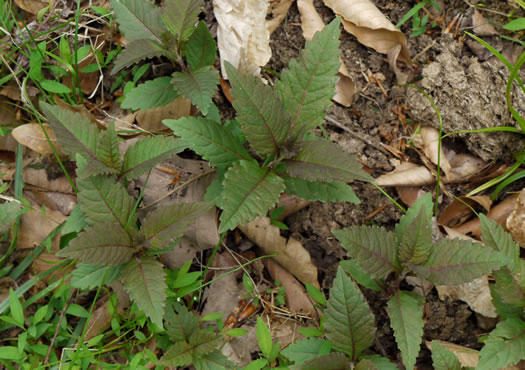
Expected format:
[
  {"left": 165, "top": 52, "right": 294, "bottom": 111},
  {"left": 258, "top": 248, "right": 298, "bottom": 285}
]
[
  {"left": 425, "top": 340, "right": 480, "bottom": 368},
  {"left": 419, "top": 127, "right": 451, "bottom": 178},
  {"left": 472, "top": 9, "right": 498, "bottom": 36},
  {"left": 447, "top": 153, "right": 489, "bottom": 183},
  {"left": 395, "top": 186, "right": 427, "bottom": 207},
  {"left": 438, "top": 195, "right": 492, "bottom": 228},
  {"left": 297, "top": 0, "right": 357, "bottom": 106},
  {"left": 28, "top": 190, "right": 77, "bottom": 216},
  {"left": 12, "top": 124, "right": 63, "bottom": 157},
  {"left": 18, "top": 208, "right": 66, "bottom": 250},
  {"left": 274, "top": 193, "right": 311, "bottom": 221},
  {"left": 506, "top": 188, "right": 525, "bottom": 248},
  {"left": 437, "top": 276, "right": 497, "bottom": 318},
  {"left": 214, "top": 0, "right": 272, "bottom": 77},
  {"left": 240, "top": 216, "right": 319, "bottom": 288},
  {"left": 267, "top": 0, "right": 294, "bottom": 33},
  {"left": 135, "top": 97, "right": 192, "bottom": 132},
  {"left": 14, "top": 0, "right": 49, "bottom": 14},
  {"left": 23, "top": 167, "right": 74, "bottom": 194},
  {"left": 376, "top": 161, "right": 434, "bottom": 186}
]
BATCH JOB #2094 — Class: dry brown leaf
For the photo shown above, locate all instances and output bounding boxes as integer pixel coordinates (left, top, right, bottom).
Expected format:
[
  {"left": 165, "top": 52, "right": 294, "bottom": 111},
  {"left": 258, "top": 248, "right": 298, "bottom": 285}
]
[
  {"left": 419, "top": 127, "right": 451, "bottom": 178},
  {"left": 14, "top": 0, "right": 49, "bottom": 14},
  {"left": 135, "top": 97, "right": 192, "bottom": 132},
  {"left": 297, "top": 0, "right": 357, "bottom": 106},
  {"left": 438, "top": 195, "right": 492, "bottom": 228},
  {"left": 395, "top": 186, "right": 426, "bottom": 207},
  {"left": 240, "top": 217, "right": 319, "bottom": 288},
  {"left": 267, "top": 0, "right": 294, "bottom": 33},
  {"left": 29, "top": 190, "right": 77, "bottom": 216},
  {"left": 425, "top": 340, "right": 480, "bottom": 368},
  {"left": 214, "top": 0, "right": 272, "bottom": 77},
  {"left": 437, "top": 276, "right": 497, "bottom": 318},
  {"left": 263, "top": 258, "right": 318, "bottom": 316},
  {"left": 376, "top": 161, "right": 434, "bottom": 186},
  {"left": 472, "top": 9, "right": 498, "bottom": 36},
  {"left": 12, "top": 124, "right": 63, "bottom": 157},
  {"left": 506, "top": 188, "right": 525, "bottom": 248},
  {"left": 275, "top": 194, "right": 311, "bottom": 221},
  {"left": 447, "top": 153, "right": 488, "bottom": 183},
  {"left": 23, "top": 167, "right": 74, "bottom": 193},
  {"left": 323, "top": 0, "right": 410, "bottom": 62},
  {"left": 18, "top": 208, "right": 66, "bottom": 250}
]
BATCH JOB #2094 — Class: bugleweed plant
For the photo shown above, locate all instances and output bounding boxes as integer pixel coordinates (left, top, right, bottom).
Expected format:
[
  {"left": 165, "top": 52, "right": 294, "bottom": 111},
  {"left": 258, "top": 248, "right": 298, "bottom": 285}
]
[
  {"left": 164, "top": 18, "right": 372, "bottom": 233},
  {"left": 110, "top": 0, "right": 218, "bottom": 115},
  {"left": 40, "top": 102, "right": 210, "bottom": 328}
]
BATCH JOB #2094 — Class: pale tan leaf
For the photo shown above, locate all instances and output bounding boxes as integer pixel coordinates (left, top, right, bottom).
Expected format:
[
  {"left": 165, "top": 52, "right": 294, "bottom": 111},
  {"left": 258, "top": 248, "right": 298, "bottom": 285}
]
[
  {"left": 448, "top": 153, "right": 488, "bottom": 183},
  {"left": 135, "top": 97, "right": 192, "bottom": 132},
  {"left": 323, "top": 0, "right": 410, "bottom": 62},
  {"left": 267, "top": 0, "right": 294, "bottom": 33},
  {"left": 426, "top": 340, "right": 480, "bottom": 368},
  {"left": 12, "top": 124, "right": 63, "bottom": 157},
  {"left": 14, "top": 0, "right": 49, "bottom": 14},
  {"left": 472, "top": 9, "right": 498, "bottom": 36},
  {"left": 419, "top": 127, "right": 451, "bottom": 178},
  {"left": 437, "top": 276, "right": 497, "bottom": 318},
  {"left": 376, "top": 162, "right": 434, "bottom": 186},
  {"left": 18, "top": 209, "right": 66, "bottom": 250},
  {"left": 23, "top": 167, "right": 74, "bottom": 193},
  {"left": 240, "top": 216, "right": 319, "bottom": 288},
  {"left": 214, "top": 0, "right": 272, "bottom": 77},
  {"left": 506, "top": 188, "right": 525, "bottom": 248},
  {"left": 275, "top": 193, "right": 311, "bottom": 221}
]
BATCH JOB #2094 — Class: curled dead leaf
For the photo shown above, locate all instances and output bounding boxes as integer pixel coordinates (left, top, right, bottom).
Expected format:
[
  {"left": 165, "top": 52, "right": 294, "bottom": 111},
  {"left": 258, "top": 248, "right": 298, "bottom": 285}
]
[
  {"left": 506, "top": 188, "right": 525, "bottom": 248},
  {"left": 267, "top": 0, "right": 294, "bottom": 33},
  {"left": 376, "top": 161, "right": 434, "bottom": 186},
  {"left": 14, "top": 0, "right": 49, "bottom": 14},
  {"left": 472, "top": 9, "right": 498, "bottom": 36},
  {"left": 136, "top": 97, "right": 192, "bottom": 132},
  {"left": 438, "top": 195, "right": 492, "bottom": 228},
  {"left": 275, "top": 193, "right": 311, "bottom": 221},
  {"left": 437, "top": 276, "right": 497, "bottom": 318},
  {"left": 419, "top": 126, "right": 451, "bottom": 178},
  {"left": 12, "top": 124, "right": 63, "bottom": 157}
]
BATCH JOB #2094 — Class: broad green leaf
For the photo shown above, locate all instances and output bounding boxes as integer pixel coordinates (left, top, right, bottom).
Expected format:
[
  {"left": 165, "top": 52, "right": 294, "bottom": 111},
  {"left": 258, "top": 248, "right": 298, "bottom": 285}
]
[
  {"left": 77, "top": 175, "right": 135, "bottom": 231},
  {"left": 163, "top": 117, "right": 252, "bottom": 167},
  {"left": 284, "top": 176, "right": 360, "bottom": 203},
  {"left": 120, "top": 256, "right": 166, "bottom": 328},
  {"left": 185, "top": 20, "right": 216, "bottom": 69},
  {"left": 333, "top": 226, "right": 400, "bottom": 280},
  {"left": 398, "top": 206, "right": 432, "bottom": 265},
  {"left": 66, "top": 304, "right": 90, "bottom": 318},
  {"left": 281, "top": 338, "right": 329, "bottom": 363},
  {"left": 71, "top": 264, "right": 121, "bottom": 290},
  {"left": 111, "top": 39, "right": 166, "bottom": 74},
  {"left": 162, "top": 0, "right": 203, "bottom": 42},
  {"left": 0, "top": 202, "right": 23, "bottom": 234},
  {"left": 290, "top": 351, "right": 350, "bottom": 370},
  {"left": 9, "top": 288, "right": 24, "bottom": 327},
  {"left": 245, "top": 358, "right": 268, "bottom": 370},
  {"left": 160, "top": 331, "right": 220, "bottom": 366},
  {"left": 193, "top": 349, "right": 236, "bottom": 370},
  {"left": 256, "top": 316, "right": 272, "bottom": 357},
  {"left": 477, "top": 318, "right": 525, "bottom": 370},
  {"left": 360, "top": 355, "right": 398, "bottom": 369},
  {"left": 504, "top": 18, "right": 525, "bottom": 31},
  {"left": 97, "top": 122, "right": 121, "bottom": 171},
  {"left": 0, "top": 346, "right": 23, "bottom": 360},
  {"left": 395, "top": 192, "right": 432, "bottom": 238},
  {"left": 41, "top": 80, "right": 71, "bottom": 94},
  {"left": 480, "top": 214, "right": 520, "bottom": 272},
  {"left": 171, "top": 67, "right": 218, "bottom": 115},
  {"left": 164, "top": 303, "right": 199, "bottom": 342},
  {"left": 324, "top": 266, "right": 375, "bottom": 360},
  {"left": 430, "top": 341, "right": 462, "bottom": 370},
  {"left": 275, "top": 18, "right": 341, "bottom": 139},
  {"left": 142, "top": 202, "right": 211, "bottom": 249},
  {"left": 411, "top": 238, "right": 508, "bottom": 285},
  {"left": 386, "top": 291, "right": 424, "bottom": 370},
  {"left": 110, "top": 0, "right": 164, "bottom": 43},
  {"left": 285, "top": 140, "right": 372, "bottom": 183},
  {"left": 121, "top": 135, "right": 184, "bottom": 180},
  {"left": 56, "top": 223, "right": 135, "bottom": 265},
  {"left": 339, "top": 260, "right": 383, "bottom": 292},
  {"left": 121, "top": 77, "right": 179, "bottom": 110},
  {"left": 225, "top": 61, "right": 291, "bottom": 157},
  {"left": 305, "top": 282, "right": 326, "bottom": 306},
  {"left": 219, "top": 161, "right": 285, "bottom": 232}
]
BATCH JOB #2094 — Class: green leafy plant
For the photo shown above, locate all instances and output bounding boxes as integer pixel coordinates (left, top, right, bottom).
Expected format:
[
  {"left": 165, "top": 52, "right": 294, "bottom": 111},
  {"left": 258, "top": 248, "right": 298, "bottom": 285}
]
[
  {"left": 110, "top": 0, "right": 218, "bottom": 115},
  {"left": 40, "top": 101, "right": 211, "bottom": 328},
  {"left": 396, "top": 0, "right": 441, "bottom": 37},
  {"left": 164, "top": 17, "right": 372, "bottom": 233}
]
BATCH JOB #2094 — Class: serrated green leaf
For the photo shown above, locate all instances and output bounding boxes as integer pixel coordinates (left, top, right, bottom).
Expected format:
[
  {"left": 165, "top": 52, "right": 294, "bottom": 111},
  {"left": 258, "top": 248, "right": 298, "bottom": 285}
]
[
  {"left": 193, "top": 349, "right": 236, "bottom": 370},
  {"left": 56, "top": 223, "right": 135, "bottom": 265},
  {"left": 121, "top": 77, "right": 179, "bottom": 110},
  {"left": 477, "top": 318, "right": 525, "bottom": 370},
  {"left": 162, "top": 0, "right": 203, "bottom": 42},
  {"left": 324, "top": 266, "right": 376, "bottom": 360},
  {"left": 398, "top": 206, "right": 432, "bottom": 265},
  {"left": 204, "top": 171, "right": 225, "bottom": 208},
  {"left": 110, "top": 0, "right": 164, "bottom": 42},
  {"left": 480, "top": 214, "right": 520, "bottom": 273},
  {"left": 163, "top": 117, "right": 252, "bottom": 167},
  {"left": 164, "top": 303, "right": 199, "bottom": 342},
  {"left": 185, "top": 20, "right": 216, "bottom": 69},
  {"left": 225, "top": 61, "right": 291, "bottom": 157},
  {"left": 77, "top": 175, "right": 135, "bottom": 231},
  {"left": 284, "top": 176, "right": 360, "bottom": 203},
  {"left": 275, "top": 18, "right": 341, "bottom": 139},
  {"left": 387, "top": 290, "right": 424, "bottom": 370},
  {"left": 411, "top": 238, "right": 508, "bottom": 285},
  {"left": 431, "top": 341, "right": 462, "bottom": 370},
  {"left": 219, "top": 161, "right": 285, "bottom": 232},
  {"left": 159, "top": 341, "right": 192, "bottom": 366},
  {"left": 281, "top": 338, "right": 329, "bottom": 364},
  {"left": 160, "top": 331, "right": 220, "bottom": 366},
  {"left": 0, "top": 202, "right": 23, "bottom": 234},
  {"left": 62, "top": 204, "right": 87, "bottom": 234},
  {"left": 490, "top": 280, "right": 525, "bottom": 319},
  {"left": 120, "top": 256, "right": 166, "bottom": 328},
  {"left": 97, "top": 122, "right": 121, "bottom": 170},
  {"left": 290, "top": 352, "right": 350, "bottom": 370},
  {"left": 395, "top": 192, "right": 433, "bottom": 238},
  {"left": 339, "top": 260, "right": 383, "bottom": 292},
  {"left": 111, "top": 39, "right": 166, "bottom": 74},
  {"left": 141, "top": 202, "right": 211, "bottom": 249},
  {"left": 333, "top": 226, "right": 400, "bottom": 280},
  {"left": 121, "top": 135, "right": 184, "bottom": 180},
  {"left": 285, "top": 140, "right": 372, "bottom": 183},
  {"left": 70, "top": 264, "right": 121, "bottom": 290},
  {"left": 491, "top": 267, "right": 525, "bottom": 310},
  {"left": 171, "top": 67, "right": 218, "bottom": 115}
]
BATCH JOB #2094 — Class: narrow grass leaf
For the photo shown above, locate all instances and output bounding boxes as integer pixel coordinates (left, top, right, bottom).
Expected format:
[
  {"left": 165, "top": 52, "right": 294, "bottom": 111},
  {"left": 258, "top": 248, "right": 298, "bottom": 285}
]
[
  {"left": 324, "top": 266, "right": 376, "bottom": 360},
  {"left": 171, "top": 67, "right": 218, "bottom": 115},
  {"left": 120, "top": 256, "right": 166, "bottom": 328},
  {"left": 431, "top": 341, "right": 462, "bottom": 370},
  {"left": 110, "top": 0, "right": 164, "bottom": 42},
  {"left": 186, "top": 20, "right": 216, "bottom": 69},
  {"left": 111, "top": 39, "right": 165, "bottom": 74},
  {"left": 121, "top": 77, "right": 179, "bottom": 110},
  {"left": 219, "top": 161, "right": 285, "bottom": 232},
  {"left": 386, "top": 290, "right": 424, "bottom": 370},
  {"left": 284, "top": 177, "right": 360, "bottom": 203},
  {"left": 477, "top": 318, "right": 525, "bottom": 370},
  {"left": 164, "top": 117, "right": 252, "bottom": 167},
  {"left": 162, "top": 0, "right": 203, "bottom": 42},
  {"left": 333, "top": 226, "right": 400, "bottom": 280},
  {"left": 285, "top": 141, "right": 372, "bottom": 183}
]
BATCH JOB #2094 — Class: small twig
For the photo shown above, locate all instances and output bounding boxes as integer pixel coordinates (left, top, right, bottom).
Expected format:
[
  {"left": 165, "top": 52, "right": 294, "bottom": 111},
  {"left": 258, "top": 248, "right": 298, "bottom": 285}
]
[
  {"left": 324, "top": 115, "right": 390, "bottom": 156},
  {"left": 44, "top": 293, "right": 72, "bottom": 365},
  {"left": 413, "top": 40, "right": 437, "bottom": 61}
]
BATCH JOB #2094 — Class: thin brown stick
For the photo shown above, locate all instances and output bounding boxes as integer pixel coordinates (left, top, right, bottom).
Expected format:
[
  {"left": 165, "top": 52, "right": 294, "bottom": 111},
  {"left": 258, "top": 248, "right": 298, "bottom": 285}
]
[{"left": 44, "top": 295, "right": 72, "bottom": 365}]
